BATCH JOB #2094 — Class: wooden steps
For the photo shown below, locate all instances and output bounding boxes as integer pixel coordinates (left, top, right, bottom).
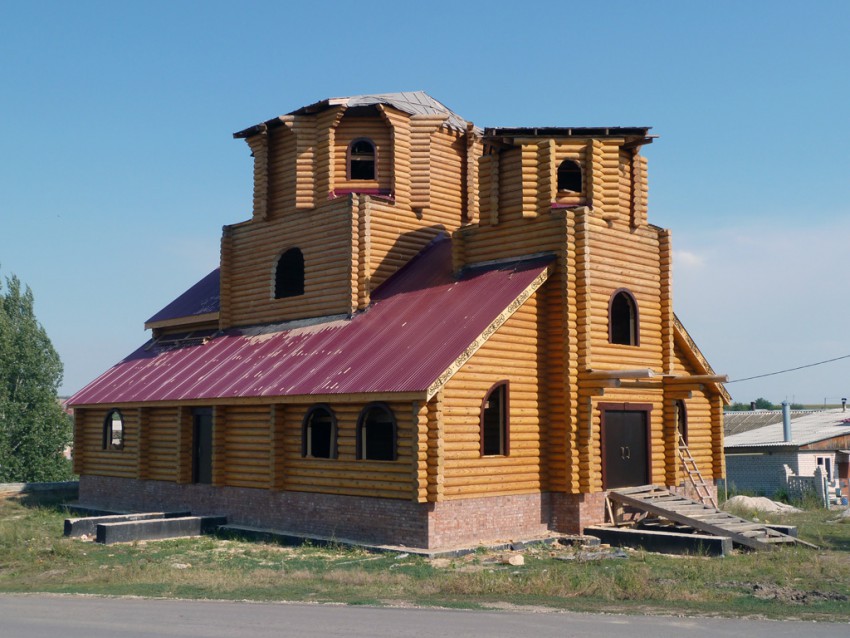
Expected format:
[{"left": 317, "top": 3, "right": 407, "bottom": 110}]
[{"left": 607, "top": 485, "right": 816, "bottom": 551}]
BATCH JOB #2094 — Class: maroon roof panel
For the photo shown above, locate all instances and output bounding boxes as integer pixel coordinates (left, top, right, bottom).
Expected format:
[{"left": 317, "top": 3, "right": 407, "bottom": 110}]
[
  {"left": 146, "top": 268, "right": 220, "bottom": 324},
  {"left": 68, "top": 237, "right": 551, "bottom": 405}
]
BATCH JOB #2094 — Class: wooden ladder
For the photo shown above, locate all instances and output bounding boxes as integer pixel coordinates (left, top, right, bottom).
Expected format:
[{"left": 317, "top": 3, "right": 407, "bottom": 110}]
[
  {"left": 607, "top": 485, "right": 816, "bottom": 551},
  {"left": 678, "top": 433, "right": 718, "bottom": 509}
]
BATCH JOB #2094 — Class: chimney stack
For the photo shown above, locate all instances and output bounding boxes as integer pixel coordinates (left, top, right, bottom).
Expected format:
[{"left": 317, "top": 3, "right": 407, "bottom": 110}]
[{"left": 782, "top": 401, "right": 791, "bottom": 443}]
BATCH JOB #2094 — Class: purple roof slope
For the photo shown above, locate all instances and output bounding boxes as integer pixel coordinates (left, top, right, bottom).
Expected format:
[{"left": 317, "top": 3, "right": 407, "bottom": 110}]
[
  {"left": 69, "top": 238, "right": 551, "bottom": 406},
  {"left": 146, "top": 268, "right": 220, "bottom": 325}
]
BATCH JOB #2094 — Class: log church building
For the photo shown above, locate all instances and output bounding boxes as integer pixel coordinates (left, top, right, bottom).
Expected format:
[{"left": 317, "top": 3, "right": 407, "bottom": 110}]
[{"left": 68, "top": 92, "right": 728, "bottom": 549}]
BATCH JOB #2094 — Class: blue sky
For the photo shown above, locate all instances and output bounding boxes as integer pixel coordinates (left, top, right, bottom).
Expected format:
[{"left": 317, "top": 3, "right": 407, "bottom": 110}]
[{"left": 2, "top": 1, "right": 849, "bottom": 404}]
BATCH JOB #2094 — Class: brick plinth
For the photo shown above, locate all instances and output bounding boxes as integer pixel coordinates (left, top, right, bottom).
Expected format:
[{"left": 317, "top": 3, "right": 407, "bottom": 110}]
[
  {"left": 79, "top": 476, "right": 616, "bottom": 549},
  {"left": 550, "top": 491, "right": 609, "bottom": 534}
]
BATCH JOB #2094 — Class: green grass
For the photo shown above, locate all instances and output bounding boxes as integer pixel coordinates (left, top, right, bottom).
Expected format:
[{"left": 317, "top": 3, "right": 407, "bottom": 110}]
[{"left": 1, "top": 497, "right": 849, "bottom": 620}]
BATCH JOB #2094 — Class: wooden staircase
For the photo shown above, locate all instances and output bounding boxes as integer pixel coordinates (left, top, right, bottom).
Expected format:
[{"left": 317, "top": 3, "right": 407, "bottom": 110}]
[{"left": 607, "top": 485, "right": 816, "bottom": 551}]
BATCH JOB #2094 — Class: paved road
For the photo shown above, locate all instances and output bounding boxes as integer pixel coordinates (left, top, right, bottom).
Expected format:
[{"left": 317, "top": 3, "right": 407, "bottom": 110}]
[{"left": 0, "top": 595, "right": 846, "bottom": 637}]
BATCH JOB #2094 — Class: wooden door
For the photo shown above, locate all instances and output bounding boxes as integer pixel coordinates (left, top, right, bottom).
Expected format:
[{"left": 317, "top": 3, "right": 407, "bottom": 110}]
[
  {"left": 602, "top": 409, "right": 649, "bottom": 489},
  {"left": 193, "top": 408, "right": 213, "bottom": 485}
]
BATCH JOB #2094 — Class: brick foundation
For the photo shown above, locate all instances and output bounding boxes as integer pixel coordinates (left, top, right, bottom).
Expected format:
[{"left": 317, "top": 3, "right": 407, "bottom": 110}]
[{"left": 79, "top": 476, "right": 617, "bottom": 549}]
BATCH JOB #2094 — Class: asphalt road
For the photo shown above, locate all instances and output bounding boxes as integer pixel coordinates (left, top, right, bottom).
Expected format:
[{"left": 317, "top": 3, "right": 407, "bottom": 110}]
[{"left": 0, "top": 595, "right": 846, "bottom": 637}]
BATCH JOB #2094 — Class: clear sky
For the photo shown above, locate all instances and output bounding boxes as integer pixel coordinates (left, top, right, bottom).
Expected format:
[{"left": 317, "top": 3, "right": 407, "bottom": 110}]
[{"left": 2, "top": 1, "right": 849, "bottom": 405}]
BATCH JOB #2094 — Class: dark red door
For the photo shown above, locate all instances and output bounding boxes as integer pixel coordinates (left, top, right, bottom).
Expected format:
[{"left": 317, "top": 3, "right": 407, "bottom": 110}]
[{"left": 603, "top": 410, "right": 649, "bottom": 489}]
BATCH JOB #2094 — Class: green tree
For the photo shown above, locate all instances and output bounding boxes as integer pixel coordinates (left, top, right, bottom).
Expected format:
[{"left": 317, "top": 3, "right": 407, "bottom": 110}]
[{"left": 0, "top": 271, "right": 73, "bottom": 482}]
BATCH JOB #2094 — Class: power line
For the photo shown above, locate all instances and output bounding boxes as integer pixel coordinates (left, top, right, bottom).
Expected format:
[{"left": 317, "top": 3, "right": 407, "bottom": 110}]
[{"left": 727, "top": 353, "right": 850, "bottom": 384}]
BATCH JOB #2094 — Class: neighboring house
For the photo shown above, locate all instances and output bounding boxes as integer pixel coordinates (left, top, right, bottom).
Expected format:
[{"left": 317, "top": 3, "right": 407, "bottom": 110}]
[
  {"left": 67, "top": 92, "right": 728, "bottom": 549},
  {"left": 725, "top": 409, "right": 850, "bottom": 501}
]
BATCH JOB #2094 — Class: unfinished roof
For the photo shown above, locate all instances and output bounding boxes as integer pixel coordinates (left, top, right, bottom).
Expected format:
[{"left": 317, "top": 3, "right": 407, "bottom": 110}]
[
  {"left": 725, "top": 409, "right": 850, "bottom": 448},
  {"left": 68, "top": 237, "right": 552, "bottom": 406},
  {"left": 485, "top": 127, "right": 655, "bottom": 148},
  {"left": 235, "top": 91, "right": 472, "bottom": 138}
]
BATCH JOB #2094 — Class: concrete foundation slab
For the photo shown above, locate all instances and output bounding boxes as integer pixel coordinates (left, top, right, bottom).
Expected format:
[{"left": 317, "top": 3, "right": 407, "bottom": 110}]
[{"left": 584, "top": 525, "right": 733, "bottom": 556}]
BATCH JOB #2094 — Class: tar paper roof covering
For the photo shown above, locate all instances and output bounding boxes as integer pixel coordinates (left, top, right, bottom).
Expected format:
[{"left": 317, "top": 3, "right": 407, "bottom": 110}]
[
  {"left": 724, "top": 409, "right": 850, "bottom": 448},
  {"left": 68, "top": 237, "right": 551, "bottom": 405}
]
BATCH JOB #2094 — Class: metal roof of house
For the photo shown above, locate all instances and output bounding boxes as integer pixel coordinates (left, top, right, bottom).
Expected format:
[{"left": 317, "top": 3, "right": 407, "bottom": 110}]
[
  {"left": 723, "top": 410, "right": 817, "bottom": 437},
  {"left": 235, "top": 91, "right": 473, "bottom": 138},
  {"left": 145, "top": 268, "right": 220, "bottom": 327},
  {"left": 724, "top": 409, "right": 850, "bottom": 448},
  {"left": 68, "top": 237, "right": 552, "bottom": 406}
]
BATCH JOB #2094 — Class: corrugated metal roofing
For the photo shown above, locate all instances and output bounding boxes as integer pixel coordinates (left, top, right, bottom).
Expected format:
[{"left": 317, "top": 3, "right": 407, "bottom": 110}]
[
  {"left": 68, "top": 237, "right": 552, "bottom": 406},
  {"left": 725, "top": 409, "right": 850, "bottom": 448},
  {"left": 723, "top": 410, "right": 817, "bottom": 436},
  {"left": 145, "top": 268, "right": 220, "bottom": 325}
]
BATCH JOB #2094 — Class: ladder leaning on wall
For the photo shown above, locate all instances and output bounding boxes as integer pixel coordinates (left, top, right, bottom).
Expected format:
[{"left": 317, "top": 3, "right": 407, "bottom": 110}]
[{"left": 678, "top": 432, "right": 718, "bottom": 509}]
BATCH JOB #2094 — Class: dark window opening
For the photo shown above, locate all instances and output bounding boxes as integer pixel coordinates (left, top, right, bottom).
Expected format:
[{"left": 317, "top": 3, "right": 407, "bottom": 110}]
[
  {"left": 557, "top": 159, "right": 582, "bottom": 192},
  {"left": 275, "top": 248, "right": 304, "bottom": 299},
  {"left": 610, "top": 290, "right": 638, "bottom": 346},
  {"left": 676, "top": 400, "right": 688, "bottom": 445},
  {"left": 349, "top": 139, "right": 376, "bottom": 180},
  {"left": 102, "top": 409, "right": 124, "bottom": 451},
  {"left": 302, "top": 405, "right": 337, "bottom": 459},
  {"left": 481, "top": 382, "right": 509, "bottom": 456},
  {"left": 357, "top": 403, "right": 396, "bottom": 461}
]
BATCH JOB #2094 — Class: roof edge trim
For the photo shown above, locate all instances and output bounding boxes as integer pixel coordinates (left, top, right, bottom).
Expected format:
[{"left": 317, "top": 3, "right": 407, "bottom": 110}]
[{"left": 425, "top": 265, "right": 551, "bottom": 400}]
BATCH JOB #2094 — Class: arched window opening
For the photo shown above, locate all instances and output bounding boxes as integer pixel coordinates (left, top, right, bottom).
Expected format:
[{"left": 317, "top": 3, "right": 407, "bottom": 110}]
[
  {"left": 609, "top": 289, "right": 639, "bottom": 346},
  {"left": 275, "top": 248, "right": 304, "bottom": 299},
  {"left": 302, "top": 405, "right": 337, "bottom": 459},
  {"left": 348, "top": 138, "right": 376, "bottom": 180},
  {"left": 676, "top": 400, "right": 688, "bottom": 445},
  {"left": 481, "top": 382, "right": 509, "bottom": 456},
  {"left": 557, "top": 159, "right": 582, "bottom": 192},
  {"left": 357, "top": 403, "right": 396, "bottom": 461},
  {"left": 103, "top": 409, "right": 124, "bottom": 451}
]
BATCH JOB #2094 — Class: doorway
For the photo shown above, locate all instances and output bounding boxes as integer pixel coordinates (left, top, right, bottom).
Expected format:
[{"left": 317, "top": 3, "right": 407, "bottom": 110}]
[
  {"left": 193, "top": 408, "right": 213, "bottom": 484},
  {"left": 601, "top": 405, "right": 650, "bottom": 490}
]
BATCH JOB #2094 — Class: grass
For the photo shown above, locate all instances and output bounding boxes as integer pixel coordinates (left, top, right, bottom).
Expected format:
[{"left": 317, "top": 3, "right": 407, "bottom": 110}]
[{"left": 1, "top": 496, "right": 849, "bottom": 620}]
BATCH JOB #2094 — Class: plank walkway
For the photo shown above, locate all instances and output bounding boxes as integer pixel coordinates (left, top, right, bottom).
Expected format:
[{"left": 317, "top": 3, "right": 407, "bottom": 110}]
[{"left": 607, "top": 485, "right": 816, "bottom": 551}]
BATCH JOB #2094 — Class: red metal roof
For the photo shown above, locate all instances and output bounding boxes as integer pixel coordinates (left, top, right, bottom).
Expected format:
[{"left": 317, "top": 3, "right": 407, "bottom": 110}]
[{"left": 68, "top": 237, "right": 551, "bottom": 406}]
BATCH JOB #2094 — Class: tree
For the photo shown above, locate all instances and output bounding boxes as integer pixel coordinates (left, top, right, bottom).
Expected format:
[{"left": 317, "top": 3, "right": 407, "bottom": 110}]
[{"left": 0, "top": 271, "right": 73, "bottom": 482}]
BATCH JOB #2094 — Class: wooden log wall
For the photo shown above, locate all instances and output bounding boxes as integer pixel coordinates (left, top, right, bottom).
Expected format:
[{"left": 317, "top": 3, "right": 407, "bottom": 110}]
[
  {"left": 75, "top": 408, "right": 138, "bottom": 479},
  {"left": 220, "top": 196, "right": 355, "bottom": 328},
  {"left": 266, "top": 124, "right": 297, "bottom": 217},
  {"left": 439, "top": 294, "right": 545, "bottom": 499},
  {"left": 378, "top": 105, "right": 411, "bottom": 207},
  {"left": 333, "top": 113, "right": 393, "bottom": 194},
  {"left": 281, "top": 399, "right": 417, "bottom": 499},
  {"left": 219, "top": 405, "right": 272, "bottom": 489},
  {"left": 145, "top": 407, "right": 180, "bottom": 482},
  {"left": 585, "top": 215, "right": 664, "bottom": 371},
  {"left": 553, "top": 142, "right": 589, "bottom": 208},
  {"left": 367, "top": 198, "right": 453, "bottom": 291},
  {"left": 76, "top": 398, "right": 422, "bottom": 501},
  {"left": 670, "top": 342, "right": 725, "bottom": 481}
]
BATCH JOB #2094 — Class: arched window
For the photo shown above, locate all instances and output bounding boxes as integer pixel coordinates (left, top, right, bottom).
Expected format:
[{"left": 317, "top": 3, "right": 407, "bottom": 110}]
[
  {"left": 609, "top": 289, "right": 639, "bottom": 346},
  {"left": 274, "top": 248, "right": 304, "bottom": 299},
  {"left": 481, "top": 382, "right": 509, "bottom": 456},
  {"left": 676, "top": 400, "right": 688, "bottom": 445},
  {"left": 348, "top": 138, "right": 376, "bottom": 180},
  {"left": 356, "top": 403, "right": 396, "bottom": 461},
  {"left": 302, "top": 404, "right": 337, "bottom": 459},
  {"left": 557, "top": 159, "right": 582, "bottom": 192},
  {"left": 102, "top": 409, "right": 124, "bottom": 451}
]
